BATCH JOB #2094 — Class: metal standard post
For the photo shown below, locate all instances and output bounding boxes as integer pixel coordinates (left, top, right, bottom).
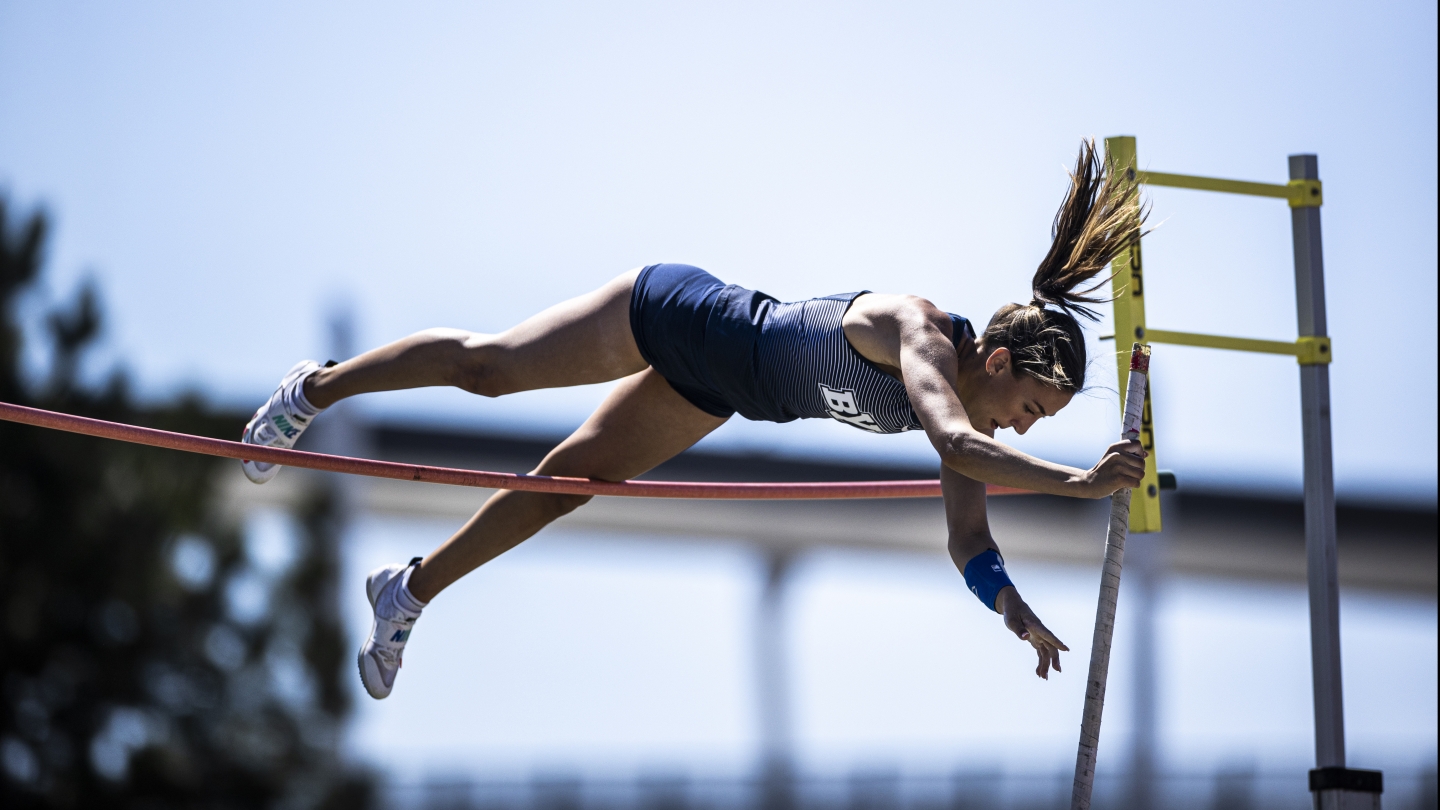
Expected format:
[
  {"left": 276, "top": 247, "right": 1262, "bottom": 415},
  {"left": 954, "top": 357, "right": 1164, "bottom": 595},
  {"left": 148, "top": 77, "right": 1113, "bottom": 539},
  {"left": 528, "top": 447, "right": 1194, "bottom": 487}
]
[
  {"left": 1291, "top": 155, "right": 1382, "bottom": 809},
  {"left": 756, "top": 551, "right": 795, "bottom": 810}
]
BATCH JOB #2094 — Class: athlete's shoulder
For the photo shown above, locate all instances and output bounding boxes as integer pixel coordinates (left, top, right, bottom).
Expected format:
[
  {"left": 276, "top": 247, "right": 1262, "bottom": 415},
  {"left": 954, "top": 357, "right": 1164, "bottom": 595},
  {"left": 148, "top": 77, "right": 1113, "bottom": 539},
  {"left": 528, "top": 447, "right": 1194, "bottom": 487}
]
[
  {"left": 849, "top": 292, "right": 948, "bottom": 324},
  {"left": 856, "top": 295, "right": 974, "bottom": 349}
]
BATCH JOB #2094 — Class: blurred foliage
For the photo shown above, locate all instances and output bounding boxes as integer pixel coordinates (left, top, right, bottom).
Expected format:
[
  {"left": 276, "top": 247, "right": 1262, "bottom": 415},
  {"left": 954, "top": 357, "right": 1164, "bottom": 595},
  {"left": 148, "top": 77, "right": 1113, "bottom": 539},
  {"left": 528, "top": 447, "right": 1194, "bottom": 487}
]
[{"left": 0, "top": 198, "right": 373, "bottom": 808}]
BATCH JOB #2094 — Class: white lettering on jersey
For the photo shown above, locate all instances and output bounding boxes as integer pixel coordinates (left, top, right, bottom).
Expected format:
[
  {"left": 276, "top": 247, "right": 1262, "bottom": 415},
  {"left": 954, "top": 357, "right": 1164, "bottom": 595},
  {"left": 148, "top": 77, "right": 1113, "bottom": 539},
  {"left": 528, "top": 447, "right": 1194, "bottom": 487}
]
[{"left": 819, "top": 384, "right": 883, "bottom": 433}]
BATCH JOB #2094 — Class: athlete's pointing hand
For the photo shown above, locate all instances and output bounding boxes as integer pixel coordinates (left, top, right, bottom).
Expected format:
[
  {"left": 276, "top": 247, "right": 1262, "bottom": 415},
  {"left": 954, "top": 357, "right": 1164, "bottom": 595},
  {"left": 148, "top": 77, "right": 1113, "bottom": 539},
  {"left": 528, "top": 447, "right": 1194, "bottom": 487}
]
[{"left": 998, "top": 587, "right": 1069, "bottom": 680}]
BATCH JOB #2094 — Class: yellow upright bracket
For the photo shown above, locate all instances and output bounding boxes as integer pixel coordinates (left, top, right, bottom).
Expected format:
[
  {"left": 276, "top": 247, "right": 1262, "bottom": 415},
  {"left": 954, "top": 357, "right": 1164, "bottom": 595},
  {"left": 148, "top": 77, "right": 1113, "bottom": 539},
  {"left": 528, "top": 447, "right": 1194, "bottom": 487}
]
[
  {"left": 1295, "top": 335, "right": 1333, "bottom": 364},
  {"left": 1104, "top": 136, "right": 1164, "bottom": 533},
  {"left": 1105, "top": 140, "right": 1333, "bottom": 532},
  {"left": 1288, "top": 179, "right": 1323, "bottom": 208}
]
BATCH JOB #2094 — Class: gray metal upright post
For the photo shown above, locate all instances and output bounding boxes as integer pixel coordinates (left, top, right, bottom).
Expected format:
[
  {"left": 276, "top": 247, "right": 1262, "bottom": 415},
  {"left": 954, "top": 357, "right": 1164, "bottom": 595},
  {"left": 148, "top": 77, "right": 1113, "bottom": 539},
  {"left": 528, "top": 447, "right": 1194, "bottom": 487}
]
[
  {"left": 757, "top": 550, "right": 796, "bottom": 810},
  {"left": 1291, "top": 153, "right": 1344, "bottom": 771},
  {"left": 1291, "top": 154, "right": 1382, "bottom": 809}
]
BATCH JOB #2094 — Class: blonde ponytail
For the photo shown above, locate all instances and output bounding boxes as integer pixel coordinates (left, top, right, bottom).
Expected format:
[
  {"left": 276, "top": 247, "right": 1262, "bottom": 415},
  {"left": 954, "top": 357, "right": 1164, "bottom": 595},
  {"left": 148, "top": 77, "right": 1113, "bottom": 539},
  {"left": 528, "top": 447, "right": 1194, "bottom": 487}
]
[{"left": 984, "top": 139, "right": 1148, "bottom": 391}]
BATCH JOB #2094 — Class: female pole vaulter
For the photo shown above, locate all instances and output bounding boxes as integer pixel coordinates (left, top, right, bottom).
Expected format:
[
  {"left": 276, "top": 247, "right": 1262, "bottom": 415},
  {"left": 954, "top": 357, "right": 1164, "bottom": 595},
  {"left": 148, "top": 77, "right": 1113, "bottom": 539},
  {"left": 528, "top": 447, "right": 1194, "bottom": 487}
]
[{"left": 238, "top": 139, "right": 1149, "bottom": 700}]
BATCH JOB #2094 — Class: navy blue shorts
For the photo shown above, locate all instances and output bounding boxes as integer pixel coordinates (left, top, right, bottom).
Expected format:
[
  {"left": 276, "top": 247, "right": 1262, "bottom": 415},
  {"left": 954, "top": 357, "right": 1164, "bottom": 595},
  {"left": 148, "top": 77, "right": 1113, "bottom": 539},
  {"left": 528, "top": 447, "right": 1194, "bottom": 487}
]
[
  {"left": 631, "top": 264, "right": 973, "bottom": 429},
  {"left": 629, "top": 263, "right": 775, "bottom": 419}
]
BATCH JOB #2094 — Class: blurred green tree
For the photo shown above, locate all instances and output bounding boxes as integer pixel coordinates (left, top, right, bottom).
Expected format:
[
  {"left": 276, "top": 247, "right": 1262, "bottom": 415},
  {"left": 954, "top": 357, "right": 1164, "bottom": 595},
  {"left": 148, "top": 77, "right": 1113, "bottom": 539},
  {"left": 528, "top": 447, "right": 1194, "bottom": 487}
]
[{"left": 0, "top": 198, "right": 372, "bottom": 809}]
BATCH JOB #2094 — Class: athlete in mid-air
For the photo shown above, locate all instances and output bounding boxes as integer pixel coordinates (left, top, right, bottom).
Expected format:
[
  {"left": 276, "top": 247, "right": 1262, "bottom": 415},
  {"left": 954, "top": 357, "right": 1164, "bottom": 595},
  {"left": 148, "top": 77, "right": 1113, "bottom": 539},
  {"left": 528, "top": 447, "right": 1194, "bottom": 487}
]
[{"left": 240, "top": 139, "right": 1148, "bottom": 700}]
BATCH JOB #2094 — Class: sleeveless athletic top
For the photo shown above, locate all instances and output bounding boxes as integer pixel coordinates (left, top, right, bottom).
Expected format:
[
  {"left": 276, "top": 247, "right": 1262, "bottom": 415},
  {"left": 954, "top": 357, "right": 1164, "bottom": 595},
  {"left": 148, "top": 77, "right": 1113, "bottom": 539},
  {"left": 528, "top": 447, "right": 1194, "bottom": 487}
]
[
  {"left": 753, "top": 292, "right": 975, "bottom": 433},
  {"left": 629, "top": 264, "right": 976, "bottom": 434}
]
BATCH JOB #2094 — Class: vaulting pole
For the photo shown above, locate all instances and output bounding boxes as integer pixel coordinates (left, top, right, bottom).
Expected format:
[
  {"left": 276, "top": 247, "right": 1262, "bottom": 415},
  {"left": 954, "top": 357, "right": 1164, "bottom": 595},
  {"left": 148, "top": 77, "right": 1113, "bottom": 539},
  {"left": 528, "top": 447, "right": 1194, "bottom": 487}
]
[{"left": 1071, "top": 343, "right": 1150, "bottom": 810}]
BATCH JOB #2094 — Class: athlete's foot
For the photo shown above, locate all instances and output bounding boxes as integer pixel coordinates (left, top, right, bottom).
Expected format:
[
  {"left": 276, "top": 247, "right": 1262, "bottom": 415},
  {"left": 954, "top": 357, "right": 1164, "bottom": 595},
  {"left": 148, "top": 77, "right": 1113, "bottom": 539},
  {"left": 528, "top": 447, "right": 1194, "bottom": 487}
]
[
  {"left": 240, "top": 360, "right": 326, "bottom": 483},
  {"left": 359, "top": 558, "right": 427, "bottom": 700}
]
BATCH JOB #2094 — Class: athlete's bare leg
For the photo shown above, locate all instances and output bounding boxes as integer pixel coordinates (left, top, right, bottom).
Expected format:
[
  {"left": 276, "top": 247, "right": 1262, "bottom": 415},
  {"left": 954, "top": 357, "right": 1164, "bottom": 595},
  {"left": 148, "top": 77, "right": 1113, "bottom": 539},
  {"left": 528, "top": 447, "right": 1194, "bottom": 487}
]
[
  {"left": 302, "top": 269, "right": 647, "bottom": 409},
  {"left": 405, "top": 368, "right": 728, "bottom": 602},
  {"left": 286, "top": 266, "right": 723, "bottom": 601}
]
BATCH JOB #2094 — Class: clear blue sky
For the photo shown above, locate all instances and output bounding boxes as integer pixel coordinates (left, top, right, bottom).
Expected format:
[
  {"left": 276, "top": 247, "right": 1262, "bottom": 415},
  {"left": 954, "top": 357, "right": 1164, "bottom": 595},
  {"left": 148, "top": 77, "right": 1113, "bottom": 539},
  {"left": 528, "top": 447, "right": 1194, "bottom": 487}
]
[
  {"left": 5, "top": 4, "right": 1434, "bottom": 793},
  {"left": 0, "top": 1, "right": 1434, "bottom": 504}
]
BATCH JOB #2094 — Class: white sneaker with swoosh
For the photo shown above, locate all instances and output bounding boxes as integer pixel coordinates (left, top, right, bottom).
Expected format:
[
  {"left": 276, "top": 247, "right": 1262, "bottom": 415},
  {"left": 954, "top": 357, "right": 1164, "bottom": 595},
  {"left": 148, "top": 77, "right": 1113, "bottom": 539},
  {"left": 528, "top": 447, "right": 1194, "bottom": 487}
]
[
  {"left": 358, "top": 558, "right": 424, "bottom": 700},
  {"left": 240, "top": 360, "right": 324, "bottom": 484}
]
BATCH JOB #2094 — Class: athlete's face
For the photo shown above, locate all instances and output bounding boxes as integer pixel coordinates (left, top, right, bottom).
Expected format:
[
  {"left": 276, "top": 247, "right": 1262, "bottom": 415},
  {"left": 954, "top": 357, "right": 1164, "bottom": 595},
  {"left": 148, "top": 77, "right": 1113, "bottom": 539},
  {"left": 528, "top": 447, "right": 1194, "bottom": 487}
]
[{"left": 973, "top": 348, "right": 1074, "bottom": 436}]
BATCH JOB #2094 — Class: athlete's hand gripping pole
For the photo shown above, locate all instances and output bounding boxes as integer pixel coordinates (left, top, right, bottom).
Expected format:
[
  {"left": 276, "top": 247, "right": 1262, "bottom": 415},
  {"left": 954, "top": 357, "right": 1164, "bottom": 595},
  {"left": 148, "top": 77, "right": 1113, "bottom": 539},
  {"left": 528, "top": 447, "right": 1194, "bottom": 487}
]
[{"left": 1070, "top": 343, "right": 1150, "bottom": 810}]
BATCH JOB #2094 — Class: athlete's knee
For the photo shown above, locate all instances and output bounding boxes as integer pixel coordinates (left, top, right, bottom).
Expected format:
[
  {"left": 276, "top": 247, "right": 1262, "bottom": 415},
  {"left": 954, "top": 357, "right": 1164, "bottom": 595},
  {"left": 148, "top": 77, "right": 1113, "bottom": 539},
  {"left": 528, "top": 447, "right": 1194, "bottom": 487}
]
[
  {"left": 432, "top": 332, "right": 513, "bottom": 397},
  {"left": 541, "top": 491, "right": 594, "bottom": 519},
  {"left": 530, "top": 450, "right": 608, "bottom": 517}
]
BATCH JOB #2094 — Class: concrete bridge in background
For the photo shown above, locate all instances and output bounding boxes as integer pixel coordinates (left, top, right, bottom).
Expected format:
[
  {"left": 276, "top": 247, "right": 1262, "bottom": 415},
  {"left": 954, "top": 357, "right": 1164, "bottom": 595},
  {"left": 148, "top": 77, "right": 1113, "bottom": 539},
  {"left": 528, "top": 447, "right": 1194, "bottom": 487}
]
[{"left": 224, "top": 419, "right": 1436, "bottom": 595}]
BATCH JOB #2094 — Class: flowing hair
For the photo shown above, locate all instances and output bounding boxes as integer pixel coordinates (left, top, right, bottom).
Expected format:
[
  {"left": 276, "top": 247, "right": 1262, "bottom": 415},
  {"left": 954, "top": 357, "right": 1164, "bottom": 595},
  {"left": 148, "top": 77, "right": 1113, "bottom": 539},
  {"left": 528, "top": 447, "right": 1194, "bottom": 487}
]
[{"left": 983, "top": 138, "right": 1149, "bottom": 392}]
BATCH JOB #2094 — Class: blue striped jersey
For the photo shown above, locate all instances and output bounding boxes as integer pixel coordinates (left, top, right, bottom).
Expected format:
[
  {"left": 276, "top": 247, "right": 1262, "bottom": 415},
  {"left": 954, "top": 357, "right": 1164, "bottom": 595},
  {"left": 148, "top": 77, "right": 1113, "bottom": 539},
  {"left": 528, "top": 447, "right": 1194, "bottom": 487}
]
[{"left": 752, "top": 292, "right": 975, "bottom": 434}]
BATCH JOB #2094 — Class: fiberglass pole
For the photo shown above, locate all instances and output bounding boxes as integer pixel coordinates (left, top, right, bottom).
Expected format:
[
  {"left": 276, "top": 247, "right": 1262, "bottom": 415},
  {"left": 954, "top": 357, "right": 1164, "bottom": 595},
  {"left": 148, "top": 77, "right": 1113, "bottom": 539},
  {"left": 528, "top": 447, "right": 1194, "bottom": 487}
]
[{"left": 1071, "top": 343, "right": 1150, "bottom": 810}]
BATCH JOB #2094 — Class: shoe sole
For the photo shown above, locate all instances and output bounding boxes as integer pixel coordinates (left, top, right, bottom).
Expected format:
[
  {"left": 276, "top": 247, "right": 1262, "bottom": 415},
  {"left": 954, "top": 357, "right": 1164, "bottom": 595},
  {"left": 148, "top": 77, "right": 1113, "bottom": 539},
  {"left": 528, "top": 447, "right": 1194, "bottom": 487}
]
[
  {"left": 358, "top": 648, "right": 389, "bottom": 700},
  {"left": 358, "top": 564, "right": 404, "bottom": 700},
  {"left": 239, "top": 360, "right": 320, "bottom": 485},
  {"left": 240, "top": 415, "right": 281, "bottom": 484},
  {"left": 241, "top": 458, "right": 279, "bottom": 484}
]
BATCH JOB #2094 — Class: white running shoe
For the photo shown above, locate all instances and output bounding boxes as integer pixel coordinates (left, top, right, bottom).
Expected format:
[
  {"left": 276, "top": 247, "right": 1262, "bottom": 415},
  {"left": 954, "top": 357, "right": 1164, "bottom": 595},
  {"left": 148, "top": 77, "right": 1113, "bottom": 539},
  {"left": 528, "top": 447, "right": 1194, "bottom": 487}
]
[
  {"left": 240, "top": 360, "right": 325, "bottom": 484},
  {"left": 358, "top": 558, "right": 424, "bottom": 700}
]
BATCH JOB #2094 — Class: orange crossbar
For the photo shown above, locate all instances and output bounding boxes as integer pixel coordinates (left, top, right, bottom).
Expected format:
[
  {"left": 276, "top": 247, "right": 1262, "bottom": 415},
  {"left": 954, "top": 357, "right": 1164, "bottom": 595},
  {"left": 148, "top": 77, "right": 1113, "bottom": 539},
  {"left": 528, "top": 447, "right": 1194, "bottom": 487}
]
[{"left": 0, "top": 401, "right": 1034, "bottom": 500}]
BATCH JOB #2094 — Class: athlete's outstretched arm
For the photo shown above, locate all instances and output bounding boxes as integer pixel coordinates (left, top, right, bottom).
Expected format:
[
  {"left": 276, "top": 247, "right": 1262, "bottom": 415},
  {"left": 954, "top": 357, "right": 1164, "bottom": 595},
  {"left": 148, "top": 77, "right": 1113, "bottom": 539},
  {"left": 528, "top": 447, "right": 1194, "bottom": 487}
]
[
  {"left": 942, "top": 465, "right": 1068, "bottom": 679},
  {"left": 847, "top": 295, "right": 1142, "bottom": 498}
]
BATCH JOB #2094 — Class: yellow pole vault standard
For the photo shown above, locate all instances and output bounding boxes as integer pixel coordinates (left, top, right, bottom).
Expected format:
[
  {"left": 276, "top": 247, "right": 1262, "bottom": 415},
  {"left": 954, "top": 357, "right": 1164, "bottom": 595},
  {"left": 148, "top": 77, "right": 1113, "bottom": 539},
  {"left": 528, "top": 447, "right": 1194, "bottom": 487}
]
[
  {"left": 1071, "top": 343, "right": 1151, "bottom": 810},
  {"left": 1098, "top": 138, "right": 1379, "bottom": 806},
  {"left": 1103, "top": 136, "right": 1163, "bottom": 533}
]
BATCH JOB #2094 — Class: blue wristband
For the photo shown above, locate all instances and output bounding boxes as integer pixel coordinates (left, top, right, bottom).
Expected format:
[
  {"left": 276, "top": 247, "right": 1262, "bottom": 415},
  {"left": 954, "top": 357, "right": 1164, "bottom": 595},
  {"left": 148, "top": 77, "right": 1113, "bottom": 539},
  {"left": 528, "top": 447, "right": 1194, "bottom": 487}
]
[{"left": 963, "top": 549, "right": 1014, "bottom": 613}]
